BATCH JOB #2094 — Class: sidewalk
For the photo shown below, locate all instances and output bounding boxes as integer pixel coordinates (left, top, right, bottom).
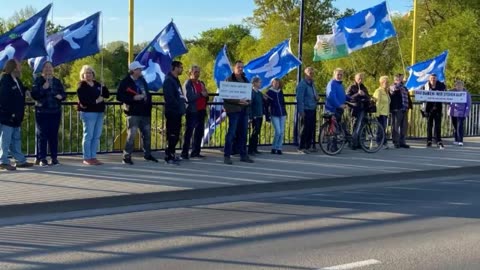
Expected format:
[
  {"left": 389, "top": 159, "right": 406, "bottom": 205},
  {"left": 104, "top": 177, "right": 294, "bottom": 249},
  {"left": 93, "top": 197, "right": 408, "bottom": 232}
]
[{"left": 1, "top": 138, "right": 479, "bottom": 211}]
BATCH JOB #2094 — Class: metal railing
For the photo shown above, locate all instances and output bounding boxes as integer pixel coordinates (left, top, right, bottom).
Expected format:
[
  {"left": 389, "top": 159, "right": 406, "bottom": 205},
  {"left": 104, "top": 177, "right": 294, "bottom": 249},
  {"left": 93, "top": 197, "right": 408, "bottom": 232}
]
[{"left": 20, "top": 93, "right": 480, "bottom": 156}]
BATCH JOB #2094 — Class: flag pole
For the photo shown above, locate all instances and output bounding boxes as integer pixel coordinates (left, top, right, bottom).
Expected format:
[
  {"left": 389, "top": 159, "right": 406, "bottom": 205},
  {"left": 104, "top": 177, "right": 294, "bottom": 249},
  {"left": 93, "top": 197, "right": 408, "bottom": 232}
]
[
  {"left": 296, "top": 0, "right": 305, "bottom": 84},
  {"left": 411, "top": 0, "right": 417, "bottom": 65},
  {"left": 128, "top": 0, "right": 134, "bottom": 63}
]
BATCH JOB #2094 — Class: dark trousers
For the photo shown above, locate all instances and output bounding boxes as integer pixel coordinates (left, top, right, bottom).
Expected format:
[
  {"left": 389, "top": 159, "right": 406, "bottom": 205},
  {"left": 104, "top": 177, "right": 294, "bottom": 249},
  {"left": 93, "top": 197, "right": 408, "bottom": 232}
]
[
  {"left": 224, "top": 110, "right": 248, "bottom": 158},
  {"left": 248, "top": 117, "right": 263, "bottom": 153},
  {"left": 298, "top": 109, "right": 316, "bottom": 150},
  {"left": 391, "top": 110, "right": 408, "bottom": 146},
  {"left": 35, "top": 112, "right": 61, "bottom": 160},
  {"left": 451, "top": 116, "right": 465, "bottom": 143},
  {"left": 182, "top": 110, "right": 206, "bottom": 156},
  {"left": 377, "top": 115, "right": 388, "bottom": 145},
  {"left": 427, "top": 111, "right": 442, "bottom": 143},
  {"left": 124, "top": 116, "right": 152, "bottom": 158},
  {"left": 165, "top": 113, "right": 182, "bottom": 161}
]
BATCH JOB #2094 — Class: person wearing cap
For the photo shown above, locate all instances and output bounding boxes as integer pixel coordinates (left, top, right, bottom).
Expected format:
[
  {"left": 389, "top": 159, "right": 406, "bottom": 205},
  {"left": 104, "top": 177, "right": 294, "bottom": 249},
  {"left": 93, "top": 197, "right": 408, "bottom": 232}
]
[
  {"left": 31, "top": 61, "right": 66, "bottom": 167},
  {"left": 163, "top": 60, "right": 186, "bottom": 165},
  {"left": 76, "top": 65, "right": 110, "bottom": 165},
  {"left": 116, "top": 61, "right": 157, "bottom": 165}
]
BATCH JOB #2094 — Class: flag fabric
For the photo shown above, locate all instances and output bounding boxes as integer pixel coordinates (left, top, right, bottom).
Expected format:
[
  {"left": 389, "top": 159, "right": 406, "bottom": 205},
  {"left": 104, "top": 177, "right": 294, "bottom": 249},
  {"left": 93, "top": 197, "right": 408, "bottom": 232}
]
[
  {"left": 213, "top": 45, "right": 232, "bottom": 88},
  {"left": 0, "top": 4, "right": 51, "bottom": 68},
  {"left": 29, "top": 12, "right": 101, "bottom": 74},
  {"left": 135, "top": 21, "right": 188, "bottom": 91},
  {"left": 338, "top": 1, "right": 396, "bottom": 53},
  {"left": 244, "top": 39, "right": 301, "bottom": 89},
  {"left": 405, "top": 50, "right": 448, "bottom": 90},
  {"left": 202, "top": 46, "right": 233, "bottom": 146},
  {"left": 313, "top": 24, "right": 348, "bottom": 61}
]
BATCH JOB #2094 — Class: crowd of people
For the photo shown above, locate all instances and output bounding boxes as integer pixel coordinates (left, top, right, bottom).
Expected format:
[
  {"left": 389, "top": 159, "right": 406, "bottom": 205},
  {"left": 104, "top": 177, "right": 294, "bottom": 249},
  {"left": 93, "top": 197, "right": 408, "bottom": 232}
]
[{"left": 0, "top": 58, "right": 472, "bottom": 170}]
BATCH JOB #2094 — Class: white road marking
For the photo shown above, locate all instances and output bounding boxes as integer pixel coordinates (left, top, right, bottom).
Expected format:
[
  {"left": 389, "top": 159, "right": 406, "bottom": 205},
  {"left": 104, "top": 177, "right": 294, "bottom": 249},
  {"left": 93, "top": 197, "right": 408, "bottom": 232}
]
[{"left": 319, "top": 259, "right": 381, "bottom": 270}]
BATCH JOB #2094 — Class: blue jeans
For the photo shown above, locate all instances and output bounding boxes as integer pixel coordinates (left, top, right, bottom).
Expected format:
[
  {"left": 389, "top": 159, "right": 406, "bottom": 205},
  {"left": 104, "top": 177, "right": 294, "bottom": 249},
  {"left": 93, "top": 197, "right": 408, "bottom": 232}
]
[
  {"left": 35, "top": 112, "right": 61, "bottom": 160},
  {"left": 80, "top": 112, "right": 104, "bottom": 160},
  {"left": 271, "top": 116, "right": 286, "bottom": 150},
  {"left": 0, "top": 124, "right": 26, "bottom": 164},
  {"left": 451, "top": 117, "right": 465, "bottom": 143},
  {"left": 124, "top": 115, "right": 152, "bottom": 158},
  {"left": 224, "top": 110, "right": 248, "bottom": 158}
]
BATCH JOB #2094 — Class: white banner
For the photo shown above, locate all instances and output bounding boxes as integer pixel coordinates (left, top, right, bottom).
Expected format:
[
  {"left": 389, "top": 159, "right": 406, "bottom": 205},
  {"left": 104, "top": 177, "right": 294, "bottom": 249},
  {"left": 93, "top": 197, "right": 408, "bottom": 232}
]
[
  {"left": 219, "top": 81, "right": 252, "bottom": 100},
  {"left": 412, "top": 90, "right": 467, "bottom": 103}
]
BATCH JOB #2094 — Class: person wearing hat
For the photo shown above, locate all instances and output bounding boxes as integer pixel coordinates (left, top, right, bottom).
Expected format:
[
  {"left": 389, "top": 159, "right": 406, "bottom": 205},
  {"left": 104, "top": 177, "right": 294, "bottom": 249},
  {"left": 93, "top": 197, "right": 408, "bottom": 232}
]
[{"left": 116, "top": 61, "right": 157, "bottom": 165}]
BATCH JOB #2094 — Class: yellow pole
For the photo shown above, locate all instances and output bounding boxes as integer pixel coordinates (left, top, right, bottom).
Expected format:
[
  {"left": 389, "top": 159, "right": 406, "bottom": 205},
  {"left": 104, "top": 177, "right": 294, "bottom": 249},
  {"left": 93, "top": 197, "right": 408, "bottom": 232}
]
[
  {"left": 128, "top": 0, "right": 134, "bottom": 63},
  {"left": 411, "top": 0, "right": 417, "bottom": 65}
]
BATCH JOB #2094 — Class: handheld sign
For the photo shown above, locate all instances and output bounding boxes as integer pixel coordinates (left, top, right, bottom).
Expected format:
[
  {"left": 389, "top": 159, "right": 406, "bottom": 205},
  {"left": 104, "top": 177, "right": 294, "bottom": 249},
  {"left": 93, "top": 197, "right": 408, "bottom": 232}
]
[
  {"left": 219, "top": 81, "right": 252, "bottom": 100},
  {"left": 412, "top": 90, "right": 467, "bottom": 103}
]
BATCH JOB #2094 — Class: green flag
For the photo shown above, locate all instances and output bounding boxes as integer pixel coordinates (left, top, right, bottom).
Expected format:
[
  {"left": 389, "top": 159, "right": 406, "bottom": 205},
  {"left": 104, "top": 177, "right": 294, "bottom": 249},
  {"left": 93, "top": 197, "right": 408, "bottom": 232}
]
[{"left": 313, "top": 33, "right": 348, "bottom": 61}]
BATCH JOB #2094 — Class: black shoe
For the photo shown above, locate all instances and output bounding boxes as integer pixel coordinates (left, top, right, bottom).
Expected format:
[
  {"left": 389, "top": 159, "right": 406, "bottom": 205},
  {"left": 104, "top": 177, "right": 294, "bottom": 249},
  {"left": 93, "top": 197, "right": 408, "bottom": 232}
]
[
  {"left": 394, "top": 144, "right": 400, "bottom": 149},
  {"left": 39, "top": 159, "right": 49, "bottom": 167},
  {"left": 144, "top": 155, "right": 158, "bottom": 162},
  {"left": 399, "top": 144, "right": 410, "bottom": 149},
  {"left": 15, "top": 162, "right": 34, "bottom": 168},
  {"left": 0, "top": 163, "right": 16, "bottom": 171},
  {"left": 191, "top": 154, "right": 206, "bottom": 158},
  {"left": 224, "top": 157, "right": 233, "bottom": 165},
  {"left": 51, "top": 159, "right": 60, "bottom": 166},
  {"left": 240, "top": 156, "right": 254, "bottom": 163},
  {"left": 277, "top": 150, "right": 283, "bottom": 155},
  {"left": 180, "top": 154, "right": 189, "bottom": 160},
  {"left": 165, "top": 159, "right": 180, "bottom": 166},
  {"left": 271, "top": 149, "right": 276, "bottom": 154},
  {"left": 122, "top": 157, "right": 134, "bottom": 165},
  {"left": 438, "top": 142, "right": 445, "bottom": 149},
  {"left": 248, "top": 151, "right": 255, "bottom": 156},
  {"left": 427, "top": 141, "right": 432, "bottom": 147}
]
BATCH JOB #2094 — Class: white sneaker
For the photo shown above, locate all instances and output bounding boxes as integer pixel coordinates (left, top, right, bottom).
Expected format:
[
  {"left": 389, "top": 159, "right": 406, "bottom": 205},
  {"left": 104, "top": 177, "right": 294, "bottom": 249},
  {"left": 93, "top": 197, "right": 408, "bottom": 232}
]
[
  {"left": 458, "top": 142, "right": 464, "bottom": 146},
  {"left": 453, "top": 141, "right": 459, "bottom": 145},
  {"left": 438, "top": 142, "right": 445, "bottom": 149}
]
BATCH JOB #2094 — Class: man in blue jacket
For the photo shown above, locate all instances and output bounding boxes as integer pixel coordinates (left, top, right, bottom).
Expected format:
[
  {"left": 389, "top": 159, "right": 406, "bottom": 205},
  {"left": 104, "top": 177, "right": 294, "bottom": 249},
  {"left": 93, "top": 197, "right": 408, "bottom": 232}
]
[
  {"left": 326, "top": 68, "right": 347, "bottom": 121},
  {"left": 296, "top": 67, "right": 319, "bottom": 154}
]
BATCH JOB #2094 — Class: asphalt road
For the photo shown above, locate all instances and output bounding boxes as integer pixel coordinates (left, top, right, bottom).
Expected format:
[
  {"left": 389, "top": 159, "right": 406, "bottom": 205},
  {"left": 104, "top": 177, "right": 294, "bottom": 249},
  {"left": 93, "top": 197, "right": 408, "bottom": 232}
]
[{"left": 0, "top": 174, "right": 479, "bottom": 269}]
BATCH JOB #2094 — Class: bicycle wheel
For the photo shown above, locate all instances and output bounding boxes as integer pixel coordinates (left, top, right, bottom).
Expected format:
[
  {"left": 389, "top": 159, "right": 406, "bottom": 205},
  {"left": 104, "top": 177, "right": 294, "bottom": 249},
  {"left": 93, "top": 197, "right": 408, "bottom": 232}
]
[
  {"left": 319, "top": 121, "right": 346, "bottom": 155},
  {"left": 358, "top": 119, "right": 385, "bottom": 153}
]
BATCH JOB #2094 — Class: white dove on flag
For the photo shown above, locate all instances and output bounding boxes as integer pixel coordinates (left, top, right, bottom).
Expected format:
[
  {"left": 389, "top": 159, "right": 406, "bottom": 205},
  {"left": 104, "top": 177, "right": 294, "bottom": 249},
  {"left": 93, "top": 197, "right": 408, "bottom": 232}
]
[
  {"left": 143, "top": 59, "right": 166, "bottom": 85},
  {"left": 248, "top": 51, "right": 281, "bottom": 78},
  {"left": 413, "top": 60, "right": 436, "bottom": 82},
  {"left": 0, "top": 17, "right": 43, "bottom": 62},
  {"left": 344, "top": 11, "right": 377, "bottom": 39},
  {"left": 153, "top": 28, "right": 175, "bottom": 55},
  {"left": 62, "top": 20, "right": 94, "bottom": 49}
]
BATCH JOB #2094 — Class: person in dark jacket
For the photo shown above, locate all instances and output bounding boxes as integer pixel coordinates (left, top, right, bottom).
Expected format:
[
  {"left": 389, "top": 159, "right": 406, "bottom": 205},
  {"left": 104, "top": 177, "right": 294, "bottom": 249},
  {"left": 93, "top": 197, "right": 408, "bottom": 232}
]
[
  {"left": 76, "top": 65, "right": 110, "bottom": 165},
  {"left": 31, "top": 61, "right": 66, "bottom": 167},
  {"left": 223, "top": 60, "right": 253, "bottom": 165},
  {"left": 266, "top": 78, "right": 287, "bottom": 154},
  {"left": 421, "top": 73, "right": 446, "bottom": 149},
  {"left": 0, "top": 59, "right": 33, "bottom": 171},
  {"left": 248, "top": 76, "right": 266, "bottom": 155},
  {"left": 296, "top": 67, "right": 319, "bottom": 154},
  {"left": 163, "top": 60, "right": 186, "bottom": 165},
  {"left": 347, "top": 73, "right": 370, "bottom": 149},
  {"left": 181, "top": 65, "right": 209, "bottom": 159},
  {"left": 389, "top": 74, "right": 412, "bottom": 149},
  {"left": 116, "top": 61, "right": 157, "bottom": 165}
]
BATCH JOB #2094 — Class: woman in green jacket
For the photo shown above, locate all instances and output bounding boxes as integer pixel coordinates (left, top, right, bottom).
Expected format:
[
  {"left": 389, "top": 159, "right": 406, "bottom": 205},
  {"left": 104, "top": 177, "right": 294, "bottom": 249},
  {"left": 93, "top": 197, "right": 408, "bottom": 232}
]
[{"left": 373, "top": 76, "right": 391, "bottom": 149}]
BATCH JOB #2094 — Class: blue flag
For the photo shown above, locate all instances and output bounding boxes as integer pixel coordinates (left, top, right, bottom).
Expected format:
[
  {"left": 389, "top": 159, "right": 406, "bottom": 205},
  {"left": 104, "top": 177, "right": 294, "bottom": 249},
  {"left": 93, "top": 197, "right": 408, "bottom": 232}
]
[
  {"left": 244, "top": 39, "right": 301, "bottom": 89},
  {"left": 29, "top": 12, "right": 101, "bottom": 74},
  {"left": 406, "top": 50, "right": 448, "bottom": 90},
  {"left": 135, "top": 21, "right": 188, "bottom": 91},
  {"left": 0, "top": 4, "right": 51, "bottom": 68},
  {"left": 214, "top": 45, "right": 232, "bottom": 88},
  {"left": 338, "top": 1, "right": 396, "bottom": 53}
]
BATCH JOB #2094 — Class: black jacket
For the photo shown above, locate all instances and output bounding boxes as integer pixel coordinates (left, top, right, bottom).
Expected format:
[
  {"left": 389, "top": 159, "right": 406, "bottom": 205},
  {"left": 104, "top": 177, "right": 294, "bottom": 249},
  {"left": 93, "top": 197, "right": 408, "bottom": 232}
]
[
  {"left": 223, "top": 73, "right": 250, "bottom": 113},
  {"left": 0, "top": 73, "right": 27, "bottom": 127},
  {"left": 421, "top": 81, "right": 446, "bottom": 113},
  {"left": 77, "top": 80, "right": 110, "bottom": 113},
  {"left": 184, "top": 79, "right": 209, "bottom": 113},
  {"left": 347, "top": 83, "right": 370, "bottom": 115},
  {"left": 163, "top": 72, "right": 186, "bottom": 116},
  {"left": 31, "top": 76, "right": 66, "bottom": 114},
  {"left": 116, "top": 75, "right": 152, "bottom": 117}
]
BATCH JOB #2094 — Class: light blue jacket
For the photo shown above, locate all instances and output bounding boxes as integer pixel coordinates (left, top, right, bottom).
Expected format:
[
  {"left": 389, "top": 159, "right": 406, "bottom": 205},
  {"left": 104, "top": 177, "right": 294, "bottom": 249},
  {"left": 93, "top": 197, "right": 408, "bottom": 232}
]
[{"left": 296, "top": 79, "right": 318, "bottom": 113}]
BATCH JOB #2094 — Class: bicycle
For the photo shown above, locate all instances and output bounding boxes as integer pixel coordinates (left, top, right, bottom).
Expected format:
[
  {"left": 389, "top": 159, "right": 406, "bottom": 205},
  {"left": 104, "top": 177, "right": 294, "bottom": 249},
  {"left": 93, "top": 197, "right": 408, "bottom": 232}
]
[{"left": 318, "top": 102, "right": 385, "bottom": 155}]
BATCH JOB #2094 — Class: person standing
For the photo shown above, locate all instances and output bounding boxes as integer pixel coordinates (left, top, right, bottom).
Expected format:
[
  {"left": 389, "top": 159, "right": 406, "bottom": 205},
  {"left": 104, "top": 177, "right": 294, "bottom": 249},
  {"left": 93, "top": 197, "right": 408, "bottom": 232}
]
[
  {"left": 181, "top": 65, "right": 209, "bottom": 159},
  {"left": 223, "top": 60, "right": 253, "bottom": 165},
  {"left": 163, "top": 60, "right": 186, "bottom": 165},
  {"left": 77, "top": 65, "right": 110, "bottom": 165},
  {"left": 31, "top": 61, "right": 66, "bottom": 167},
  {"left": 389, "top": 74, "right": 411, "bottom": 149},
  {"left": 347, "top": 73, "right": 370, "bottom": 148},
  {"left": 296, "top": 67, "right": 319, "bottom": 154},
  {"left": 421, "top": 73, "right": 446, "bottom": 149},
  {"left": 117, "top": 61, "right": 158, "bottom": 165},
  {"left": 266, "top": 78, "right": 287, "bottom": 155},
  {"left": 0, "top": 59, "right": 34, "bottom": 171},
  {"left": 373, "top": 76, "right": 391, "bottom": 149},
  {"left": 248, "top": 76, "right": 265, "bottom": 155},
  {"left": 448, "top": 80, "right": 471, "bottom": 146},
  {"left": 325, "top": 68, "right": 347, "bottom": 122}
]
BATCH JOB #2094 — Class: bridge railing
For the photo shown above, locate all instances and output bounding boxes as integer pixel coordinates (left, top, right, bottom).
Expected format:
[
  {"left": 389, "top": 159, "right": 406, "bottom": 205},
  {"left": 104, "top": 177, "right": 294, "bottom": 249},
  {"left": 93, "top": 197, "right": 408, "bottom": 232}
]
[{"left": 19, "top": 93, "right": 480, "bottom": 156}]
